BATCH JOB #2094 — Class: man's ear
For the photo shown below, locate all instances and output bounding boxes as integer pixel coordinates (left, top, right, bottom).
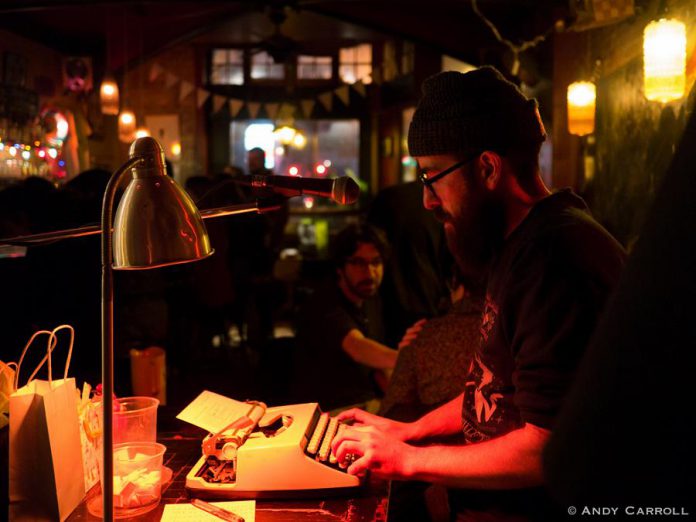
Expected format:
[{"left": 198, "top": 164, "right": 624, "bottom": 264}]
[{"left": 479, "top": 151, "right": 502, "bottom": 190}]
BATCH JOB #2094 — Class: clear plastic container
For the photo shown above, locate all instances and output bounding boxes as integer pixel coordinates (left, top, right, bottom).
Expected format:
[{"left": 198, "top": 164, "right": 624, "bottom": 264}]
[
  {"left": 86, "top": 441, "right": 167, "bottom": 519},
  {"left": 113, "top": 396, "right": 159, "bottom": 444},
  {"left": 112, "top": 442, "right": 166, "bottom": 517}
]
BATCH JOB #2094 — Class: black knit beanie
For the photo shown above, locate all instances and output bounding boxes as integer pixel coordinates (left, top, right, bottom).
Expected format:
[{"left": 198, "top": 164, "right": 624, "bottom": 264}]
[{"left": 407, "top": 66, "right": 546, "bottom": 157}]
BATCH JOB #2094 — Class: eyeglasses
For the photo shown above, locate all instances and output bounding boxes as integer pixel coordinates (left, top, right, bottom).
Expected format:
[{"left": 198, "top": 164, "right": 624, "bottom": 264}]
[
  {"left": 345, "top": 256, "right": 383, "bottom": 269},
  {"left": 419, "top": 154, "right": 479, "bottom": 199}
]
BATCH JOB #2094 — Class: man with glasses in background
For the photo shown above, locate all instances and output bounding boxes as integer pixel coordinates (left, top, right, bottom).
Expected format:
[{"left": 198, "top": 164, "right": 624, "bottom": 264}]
[
  {"left": 293, "top": 224, "right": 397, "bottom": 413},
  {"left": 331, "top": 67, "right": 626, "bottom": 520}
]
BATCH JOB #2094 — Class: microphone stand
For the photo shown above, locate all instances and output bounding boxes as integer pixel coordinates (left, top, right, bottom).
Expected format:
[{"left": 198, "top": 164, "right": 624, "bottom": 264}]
[{"left": 0, "top": 199, "right": 285, "bottom": 246}]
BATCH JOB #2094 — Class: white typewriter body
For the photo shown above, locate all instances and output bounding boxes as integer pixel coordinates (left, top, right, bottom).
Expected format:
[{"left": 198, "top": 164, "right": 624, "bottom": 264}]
[{"left": 186, "top": 402, "right": 360, "bottom": 498}]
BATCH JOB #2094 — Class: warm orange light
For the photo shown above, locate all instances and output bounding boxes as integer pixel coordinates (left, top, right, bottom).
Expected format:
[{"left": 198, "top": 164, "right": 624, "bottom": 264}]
[
  {"left": 567, "top": 81, "right": 596, "bottom": 136},
  {"left": 171, "top": 142, "right": 182, "bottom": 157},
  {"left": 100, "top": 75, "right": 120, "bottom": 115},
  {"left": 643, "top": 19, "right": 686, "bottom": 103},
  {"left": 274, "top": 126, "right": 296, "bottom": 145},
  {"left": 135, "top": 127, "right": 151, "bottom": 139},
  {"left": 118, "top": 109, "right": 136, "bottom": 143},
  {"left": 292, "top": 132, "right": 307, "bottom": 149}
]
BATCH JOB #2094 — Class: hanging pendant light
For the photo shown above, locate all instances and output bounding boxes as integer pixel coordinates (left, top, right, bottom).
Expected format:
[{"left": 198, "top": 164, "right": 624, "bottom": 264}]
[
  {"left": 118, "top": 108, "right": 136, "bottom": 143},
  {"left": 643, "top": 18, "right": 686, "bottom": 103},
  {"left": 100, "top": 74, "right": 120, "bottom": 115},
  {"left": 567, "top": 81, "right": 596, "bottom": 136}
]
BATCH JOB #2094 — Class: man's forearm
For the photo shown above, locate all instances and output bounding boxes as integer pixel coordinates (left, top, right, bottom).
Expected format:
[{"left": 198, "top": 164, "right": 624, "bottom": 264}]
[
  {"left": 402, "top": 423, "right": 550, "bottom": 489},
  {"left": 404, "top": 393, "right": 465, "bottom": 441},
  {"left": 343, "top": 330, "right": 397, "bottom": 369}
]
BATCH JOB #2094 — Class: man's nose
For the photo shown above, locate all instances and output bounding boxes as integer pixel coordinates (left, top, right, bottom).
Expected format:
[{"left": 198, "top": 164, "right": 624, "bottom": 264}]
[{"left": 423, "top": 186, "right": 439, "bottom": 210}]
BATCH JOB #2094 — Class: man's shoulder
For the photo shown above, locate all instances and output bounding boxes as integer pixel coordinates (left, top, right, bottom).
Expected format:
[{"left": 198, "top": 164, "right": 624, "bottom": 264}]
[
  {"left": 514, "top": 191, "right": 625, "bottom": 261},
  {"left": 492, "top": 191, "right": 626, "bottom": 294}
]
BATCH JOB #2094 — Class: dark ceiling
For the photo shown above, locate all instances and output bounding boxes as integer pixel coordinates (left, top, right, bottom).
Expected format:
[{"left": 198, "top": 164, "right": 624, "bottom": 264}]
[{"left": 0, "top": 0, "right": 570, "bottom": 75}]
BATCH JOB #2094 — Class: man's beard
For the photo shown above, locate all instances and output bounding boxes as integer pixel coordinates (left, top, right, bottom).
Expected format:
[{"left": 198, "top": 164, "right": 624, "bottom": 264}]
[
  {"left": 437, "top": 193, "right": 505, "bottom": 282},
  {"left": 346, "top": 278, "right": 379, "bottom": 300}
]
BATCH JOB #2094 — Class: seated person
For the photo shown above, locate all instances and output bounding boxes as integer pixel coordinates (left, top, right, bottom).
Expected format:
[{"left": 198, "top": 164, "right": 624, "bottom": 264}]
[
  {"left": 379, "top": 274, "right": 482, "bottom": 421},
  {"left": 379, "top": 272, "right": 483, "bottom": 522},
  {"left": 293, "top": 224, "right": 396, "bottom": 412}
]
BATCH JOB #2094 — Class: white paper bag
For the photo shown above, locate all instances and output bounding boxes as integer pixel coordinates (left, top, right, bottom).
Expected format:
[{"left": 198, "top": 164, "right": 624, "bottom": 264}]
[{"left": 8, "top": 326, "right": 86, "bottom": 522}]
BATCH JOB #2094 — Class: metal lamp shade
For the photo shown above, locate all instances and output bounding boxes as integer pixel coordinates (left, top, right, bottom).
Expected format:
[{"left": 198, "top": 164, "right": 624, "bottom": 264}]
[{"left": 112, "top": 138, "right": 213, "bottom": 269}]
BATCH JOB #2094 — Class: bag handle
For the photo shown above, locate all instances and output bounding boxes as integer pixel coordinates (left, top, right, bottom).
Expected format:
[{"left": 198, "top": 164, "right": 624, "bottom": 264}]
[
  {"left": 14, "top": 329, "right": 55, "bottom": 391},
  {"left": 1, "top": 361, "right": 18, "bottom": 391},
  {"left": 14, "top": 324, "right": 75, "bottom": 390},
  {"left": 44, "top": 324, "right": 75, "bottom": 385}
]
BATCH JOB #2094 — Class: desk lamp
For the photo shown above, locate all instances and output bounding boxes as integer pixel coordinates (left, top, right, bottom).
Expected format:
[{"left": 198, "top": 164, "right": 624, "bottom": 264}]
[{"left": 100, "top": 136, "right": 212, "bottom": 520}]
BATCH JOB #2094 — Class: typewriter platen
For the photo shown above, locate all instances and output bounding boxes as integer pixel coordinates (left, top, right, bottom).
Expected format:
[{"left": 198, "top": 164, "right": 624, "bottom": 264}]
[{"left": 185, "top": 402, "right": 361, "bottom": 498}]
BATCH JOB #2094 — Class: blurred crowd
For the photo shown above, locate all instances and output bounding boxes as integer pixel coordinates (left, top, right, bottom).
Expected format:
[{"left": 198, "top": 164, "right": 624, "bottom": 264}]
[{"left": 0, "top": 164, "right": 455, "bottom": 414}]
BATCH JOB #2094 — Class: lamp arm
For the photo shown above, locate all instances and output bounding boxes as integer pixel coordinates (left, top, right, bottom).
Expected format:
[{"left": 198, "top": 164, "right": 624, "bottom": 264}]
[{"left": 100, "top": 155, "right": 143, "bottom": 522}]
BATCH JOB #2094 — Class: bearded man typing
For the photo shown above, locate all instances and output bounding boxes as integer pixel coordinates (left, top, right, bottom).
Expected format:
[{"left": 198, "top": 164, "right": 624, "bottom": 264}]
[{"left": 331, "top": 67, "right": 626, "bottom": 520}]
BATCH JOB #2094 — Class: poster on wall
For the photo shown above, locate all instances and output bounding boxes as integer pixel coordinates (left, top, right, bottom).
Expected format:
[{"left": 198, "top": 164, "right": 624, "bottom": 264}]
[{"left": 63, "top": 57, "right": 93, "bottom": 93}]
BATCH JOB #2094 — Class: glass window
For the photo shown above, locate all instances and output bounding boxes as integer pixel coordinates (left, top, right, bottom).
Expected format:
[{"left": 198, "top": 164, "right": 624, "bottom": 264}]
[
  {"left": 297, "top": 55, "right": 332, "bottom": 80},
  {"left": 243, "top": 122, "right": 276, "bottom": 169},
  {"left": 230, "top": 118, "right": 360, "bottom": 207},
  {"left": 250, "top": 51, "right": 285, "bottom": 80},
  {"left": 383, "top": 41, "right": 398, "bottom": 81},
  {"left": 401, "top": 42, "right": 415, "bottom": 75},
  {"left": 402, "top": 107, "right": 417, "bottom": 182},
  {"left": 210, "top": 49, "right": 244, "bottom": 85},
  {"left": 339, "top": 44, "right": 372, "bottom": 84}
]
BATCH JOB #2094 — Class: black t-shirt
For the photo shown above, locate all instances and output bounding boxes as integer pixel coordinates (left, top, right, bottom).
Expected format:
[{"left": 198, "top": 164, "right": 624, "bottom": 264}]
[
  {"left": 452, "top": 190, "right": 626, "bottom": 520},
  {"left": 294, "top": 280, "right": 385, "bottom": 410}
]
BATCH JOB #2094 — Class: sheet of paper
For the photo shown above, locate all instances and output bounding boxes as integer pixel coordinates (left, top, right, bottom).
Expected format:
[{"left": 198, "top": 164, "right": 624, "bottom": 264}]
[
  {"left": 176, "top": 390, "right": 251, "bottom": 433},
  {"left": 160, "top": 500, "right": 255, "bottom": 522}
]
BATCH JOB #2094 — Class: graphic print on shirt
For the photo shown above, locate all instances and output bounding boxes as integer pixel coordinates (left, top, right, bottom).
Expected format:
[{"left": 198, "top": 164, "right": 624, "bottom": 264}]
[
  {"left": 468, "top": 353, "right": 503, "bottom": 423},
  {"left": 462, "top": 293, "right": 521, "bottom": 442},
  {"left": 479, "top": 293, "right": 498, "bottom": 344}
]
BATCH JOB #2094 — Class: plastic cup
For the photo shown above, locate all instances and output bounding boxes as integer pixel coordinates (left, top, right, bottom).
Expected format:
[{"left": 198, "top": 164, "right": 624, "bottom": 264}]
[
  {"left": 112, "top": 442, "right": 166, "bottom": 518},
  {"left": 113, "top": 396, "right": 159, "bottom": 444}
]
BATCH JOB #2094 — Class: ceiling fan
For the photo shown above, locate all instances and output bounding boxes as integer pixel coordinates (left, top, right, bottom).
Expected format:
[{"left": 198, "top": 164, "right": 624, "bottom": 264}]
[{"left": 245, "top": 5, "right": 302, "bottom": 64}]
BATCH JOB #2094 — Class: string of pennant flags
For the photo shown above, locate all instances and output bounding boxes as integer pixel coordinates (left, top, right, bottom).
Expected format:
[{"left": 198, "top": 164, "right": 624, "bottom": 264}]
[{"left": 148, "top": 62, "right": 379, "bottom": 119}]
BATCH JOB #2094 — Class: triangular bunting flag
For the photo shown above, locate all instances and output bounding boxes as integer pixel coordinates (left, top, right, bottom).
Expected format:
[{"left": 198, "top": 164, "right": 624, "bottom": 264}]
[
  {"left": 265, "top": 102, "right": 280, "bottom": 120},
  {"left": 229, "top": 99, "right": 244, "bottom": 118},
  {"left": 300, "top": 99, "right": 315, "bottom": 118},
  {"left": 335, "top": 85, "right": 350, "bottom": 106},
  {"left": 165, "top": 72, "right": 179, "bottom": 89},
  {"left": 179, "top": 81, "right": 194, "bottom": 102},
  {"left": 318, "top": 91, "right": 333, "bottom": 112},
  {"left": 213, "top": 95, "right": 227, "bottom": 114},
  {"left": 196, "top": 88, "right": 210, "bottom": 108},
  {"left": 149, "top": 63, "right": 164, "bottom": 82},
  {"left": 247, "top": 102, "right": 261, "bottom": 119},
  {"left": 352, "top": 80, "right": 367, "bottom": 97},
  {"left": 279, "top": 103, "right": 296, "bottom": 117}
]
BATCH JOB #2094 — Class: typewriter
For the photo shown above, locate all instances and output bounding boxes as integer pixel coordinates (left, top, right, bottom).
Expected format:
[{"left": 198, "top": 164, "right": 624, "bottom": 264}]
[{"left": 185, "top": 401, "right": 361, "bottom": 498}]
